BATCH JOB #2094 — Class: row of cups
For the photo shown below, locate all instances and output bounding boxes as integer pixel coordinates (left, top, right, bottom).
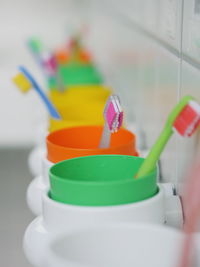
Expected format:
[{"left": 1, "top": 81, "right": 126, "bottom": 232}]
[
  {"left": 24, "top": 124, "right": 184, "bottom": 267},
  {"left": 23, "top": 62, "right": 188, "bottom": 267}
]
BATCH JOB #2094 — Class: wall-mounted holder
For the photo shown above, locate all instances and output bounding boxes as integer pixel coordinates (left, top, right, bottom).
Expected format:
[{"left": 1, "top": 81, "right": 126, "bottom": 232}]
[
  {"left": 27, "top": 126, "right": 138, "bottom": 215},
  {"left": 24, "top": 155, "right": 183, "bottom": 267},
  {"left": 28, "top": 144, "right": 46, "bottom": 177},
  {"left": 24, "top": 189, "right": 183, "bottom": 267},
  {"left": 25, "top": 223, "right": 197, "bottom": 267}
]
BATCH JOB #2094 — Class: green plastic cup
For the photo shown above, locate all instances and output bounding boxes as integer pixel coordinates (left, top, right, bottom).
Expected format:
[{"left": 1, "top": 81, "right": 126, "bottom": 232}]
[
  {"left": 49, "top": 155, "right": 158, "bottom": 206},
  {"left": 48, "top": 63, "right": 102, "bottom": 89}
]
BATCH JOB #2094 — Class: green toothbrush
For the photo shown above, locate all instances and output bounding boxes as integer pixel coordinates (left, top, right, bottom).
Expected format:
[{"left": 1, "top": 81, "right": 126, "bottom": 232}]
[
  {"left": 27, "top": 37, "right": 43, "bottom": 65},
  {"left": 136, "top": 95, "right": 200, "bottom": 178}
]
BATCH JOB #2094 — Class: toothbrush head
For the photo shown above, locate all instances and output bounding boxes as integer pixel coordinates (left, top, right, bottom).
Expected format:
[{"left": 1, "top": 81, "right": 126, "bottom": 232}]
[
  {"left": 42, "top": 53, "right": 57, "bottom": 76},
  {"left": 12, "top": 66, "right": 39, "bottom": 93},
  {"left": 12, "top": 70, "right": 32, "bottom": 93},
  {"left": 173, "top": 99, "right": 200, "bottom": 137},
  {"left": 136, "top": 96, "right": 200, "bottom": 180},
  {"left": 27, "top": 37, "right": 43, "bottom": 54},
  {"left": 165, "top": 95, "right": 200, "bottom": 137},
  {"left": 104, "top": 95, "right": 123, "bottom": 133},
  {"left": 55, "top": 49, "right": 69, "bottom": 64}
]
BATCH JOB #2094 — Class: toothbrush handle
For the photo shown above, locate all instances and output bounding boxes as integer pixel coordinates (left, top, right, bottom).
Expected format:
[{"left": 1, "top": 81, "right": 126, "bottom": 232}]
[
  {"left": 33, "top": 82, "right": 61, "bottom": 119},
  {"left": 99, "top": 123, "right": 111, "bottom": 148},
  {"left": 19, "top": 66, "right": 61, "bottom": 119},
  {"left": 136, "top": 126, "right": 173, "bottom": 178},
  {"left": 55, "top": 71, "right": 65, "bottom": 92}
]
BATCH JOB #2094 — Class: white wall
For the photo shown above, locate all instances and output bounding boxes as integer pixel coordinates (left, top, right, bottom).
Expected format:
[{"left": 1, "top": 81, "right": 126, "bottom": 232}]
[
  {"left": 88, "top": 0, "right": 200, "bottom": 187},
  {"left": 0, "top": 0, "right": 91, "bottom": 147}
]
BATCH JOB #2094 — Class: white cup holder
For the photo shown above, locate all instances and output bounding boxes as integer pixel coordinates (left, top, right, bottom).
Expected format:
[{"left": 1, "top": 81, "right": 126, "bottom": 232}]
[
  {"left": 27, "top": 157, "right": 183, "bottom": 229},
  {"left": 25, "top": 223, "right": 196, "bottom": 267},
  {"left": 27, "top": 157, "right": 52, "bottom": 215},
  {"left": 24, "top": 184, "right": 183, "bottom": 266},
  {"left": 28, "top": 145, "right": 46, "bottom": 177}
]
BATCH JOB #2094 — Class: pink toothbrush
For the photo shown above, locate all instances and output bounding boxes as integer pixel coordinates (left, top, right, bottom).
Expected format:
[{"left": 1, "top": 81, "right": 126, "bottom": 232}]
[
  {"left": 99, "top": 95, "right": 123, "bottom": 148},
  {"left": 43, "top": 52, "right": 64, "bottom": 91},
  {"left": 178, "top": 162, "right": 200, "bottom": 267},
  {"left": 42, "top": 53, "right": 57, "bottom": 76}
]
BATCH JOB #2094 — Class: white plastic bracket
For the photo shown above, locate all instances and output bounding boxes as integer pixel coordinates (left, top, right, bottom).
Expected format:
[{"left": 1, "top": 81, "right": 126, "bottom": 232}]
[{"left": 161, "top": 183, "right": 183, "bottom": 228}]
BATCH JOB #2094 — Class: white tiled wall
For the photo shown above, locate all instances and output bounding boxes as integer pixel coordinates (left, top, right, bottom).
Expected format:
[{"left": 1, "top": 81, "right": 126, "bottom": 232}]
[
  {"left": 87, "top": 0, "right": 200, "bottom": 186},
  {"left": 1, "top": 0, "right": 200, "bottom": 187}
]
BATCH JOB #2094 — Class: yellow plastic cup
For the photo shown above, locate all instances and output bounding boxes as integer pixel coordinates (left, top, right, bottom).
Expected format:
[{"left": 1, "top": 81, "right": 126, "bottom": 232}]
[
  {"left": 48, "top": 85, "right": 111, "bottom": 132},
  {"left": 49, "top": 101, "right": 106, "bottom": 132},
  {"left": 48, "top": 85, "right": 111, "bottom": 107}
]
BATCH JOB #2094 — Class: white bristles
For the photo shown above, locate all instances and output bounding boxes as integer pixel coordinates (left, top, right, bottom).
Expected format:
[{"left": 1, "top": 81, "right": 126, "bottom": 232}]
[{"left": 189, "top": 100, "right": 200, "bottom": 114}]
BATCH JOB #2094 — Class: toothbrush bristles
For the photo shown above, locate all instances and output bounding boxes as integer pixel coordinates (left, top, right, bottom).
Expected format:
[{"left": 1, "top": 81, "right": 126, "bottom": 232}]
[{"left": 173, "top": 101, "right": 200, "bottom": 137}]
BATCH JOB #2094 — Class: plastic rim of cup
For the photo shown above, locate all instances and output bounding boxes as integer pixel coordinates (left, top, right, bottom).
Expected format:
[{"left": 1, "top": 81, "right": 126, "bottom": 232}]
[
  {"left": 46, "top": 126, "right": 139, "bottom": 163},
  {"left": 48, "top": 63, "right": 103, "bottom": 89},
  {"left": 49, "top": 155, "right": 157, "bottom": 206}
]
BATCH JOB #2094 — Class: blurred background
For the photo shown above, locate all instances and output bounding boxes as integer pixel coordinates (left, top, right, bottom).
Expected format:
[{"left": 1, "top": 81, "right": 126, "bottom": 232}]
[{"left": 1, "top": 0, "right": 200, "bottom": 266}]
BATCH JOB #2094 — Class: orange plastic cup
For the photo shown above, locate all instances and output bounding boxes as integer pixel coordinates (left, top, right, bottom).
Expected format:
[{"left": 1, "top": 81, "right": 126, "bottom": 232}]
[
  {"left": 46, "top": 126, "right": 139, "bottom": 163},
  {"left": 55, "top": 49, "right": 69, "bottom": 64}
]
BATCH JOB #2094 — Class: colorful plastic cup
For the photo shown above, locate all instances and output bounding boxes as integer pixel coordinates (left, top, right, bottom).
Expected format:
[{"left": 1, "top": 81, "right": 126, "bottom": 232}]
[
  {"left": 48, "top": 86, "right": 111, "bottom": 132},
  {"left": 26, "top": 126, "right": 138, "bottom": 215},
  {"left": 48, "top": 85, "right": 111, "bottom": 106},
  {"left": 48, "top": 63, "right": 103, "bottom": 89},
  {"left": 47, "top": 126, "right": 138, "bottom": 163},
  {"left": 49, "top": 155, "right": 157, "bottom": 206},
  {"left": 48, "top": 101, "right": 106, "bottom": 132}
]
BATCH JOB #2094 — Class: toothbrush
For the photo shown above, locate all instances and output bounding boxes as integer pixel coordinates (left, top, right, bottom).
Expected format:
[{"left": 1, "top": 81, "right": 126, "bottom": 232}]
[
  {"left": 27, "top": 37, "right": 43, "bottom": 67},
  {"left": 12, "top": 66, "right": 61, "bottom": 119},
  {"left": 43, "top": 53, "right": 65, "bottom": 92},
  {"left": 69, "top": 35, "right": 83, "bottom": 63},
  {"left": 136, "top": 96, "right": 200, "bottom": 178},
  {"left": 28, "top": 38, "right": 59, "bottom": 77},
  {"left": 43, "top": 53, "right": 57, "bottom": 76},
  {"left": 178, "top": 162, "right": 200, "bottom": 267},
  {"left": 99, "top": 95, "right": 123, "bottom": 148},
  {"left": 28, "top": 38, "right": 64, "bottom": 91}
]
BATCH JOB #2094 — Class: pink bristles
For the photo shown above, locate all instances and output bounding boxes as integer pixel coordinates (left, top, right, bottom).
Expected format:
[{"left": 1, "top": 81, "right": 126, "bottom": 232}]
[
  {"left": 106, "top": 102, "right": 115, "bottom": 131},
  {"left": 43, "top": 53, "right": 57, "bottom": 76},
  {"left": 173, "top": 101, "right": 200, "bottom": 137},
  {"left": 104, "top": 95, "right": 123, "bottom": 132},
  {"left": 99, "top": 95, "right": 123, "bottom": 148}
]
